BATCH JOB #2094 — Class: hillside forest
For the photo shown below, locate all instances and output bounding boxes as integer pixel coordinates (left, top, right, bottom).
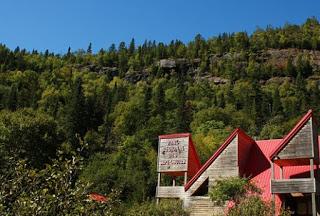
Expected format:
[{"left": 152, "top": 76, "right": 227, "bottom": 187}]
[{"left": 1, "top": 17, "right": 320, "bottom": 215}]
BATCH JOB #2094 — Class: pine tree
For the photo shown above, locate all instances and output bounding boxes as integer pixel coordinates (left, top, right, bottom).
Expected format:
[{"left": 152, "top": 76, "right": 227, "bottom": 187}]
[
  {"left": 295, "top": 71, "right": 307, "bottom": 112},
  {"left": 309, "top": 82, "right": 320, "bottom": 112},
  {"left": 110, "top": 83, "right": 120, "bottom": 112},
  {"left": 87, "top": 42, "right": 92, "bottom": 54},
  {"left": 152, "top": 82, "right": 165, "bottom": 116},
  {"left": 252, "top": 81, "right": 264, "bottom": 129},
  {"left": 272, "top": 88, "right": 282, "bottom": 116},
  {"left": 218, "top": 94, "right": 225, "bottom": 108},
  {"left": 44, "top": 49, "right": 49, "bottom": 58},
  {"left": 67, "top": 47, "right": 71, "bottom": 57},
  {"left": 142, "top": 86, "right": 152, "bottom": 124},
  {"left": 286, "top": 56, "right": 296, "bottom": 77},
  {"left": 14, "top": 46, "right": 20, "bottom": 54},
  {"left": 296, "top": 54, "right": 312, "bottom": 78},
  {"left": 65, "top": 77, "right": 87, "bottom": 148},
  {"left": 118, "top": 42, "right": 128, "bottom": 77},
  {"left": 7, "top": 84, "right": 18, "bottom": 111},
  {"left": 176, "top": 82, "right": 191, "bottom": 132},
  {"left": 129, "top": 38, "right": 135, "bottom": 56}
]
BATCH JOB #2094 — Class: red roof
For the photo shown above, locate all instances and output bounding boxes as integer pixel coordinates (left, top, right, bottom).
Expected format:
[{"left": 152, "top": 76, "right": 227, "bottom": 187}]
[
  {"left": 246, "top": 136, "right": 320, "bottom": 213},
  {"left": 182, "top": 110, "right": 319, "bottom": 214},
  {"left": 159, "top": 133, "right": 191, "bottom": 139},
  {"left": 269, "top": 110, "right": 313, "bottom": 160},
  {"left": 89, "top": 192, "right": 108, "bottom": 203}
]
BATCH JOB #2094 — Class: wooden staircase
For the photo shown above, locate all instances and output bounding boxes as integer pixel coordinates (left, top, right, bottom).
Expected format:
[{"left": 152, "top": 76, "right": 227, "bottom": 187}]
[{"left": 188, "top": 196, "right": 223, "bottom": 216}]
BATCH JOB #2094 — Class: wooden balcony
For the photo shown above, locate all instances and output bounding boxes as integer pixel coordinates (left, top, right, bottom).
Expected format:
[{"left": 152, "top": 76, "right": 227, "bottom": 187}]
[
  {"left": 271, "top": 178, "right": 316, "bottom": 194},
  {"left": 156, "top": 186, "right": 185, "bottom": 198}
]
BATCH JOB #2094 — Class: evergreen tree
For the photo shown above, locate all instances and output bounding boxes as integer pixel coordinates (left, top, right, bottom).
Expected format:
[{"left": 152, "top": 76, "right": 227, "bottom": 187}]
[
  {"left": 296, "top": 54, "right": 312, "bottom": 78},
  {"left": 44, "top": 49, "right": 49, "bottom": 58},
  {"left": 67, "top": 46, "right": 72, "bottom": 57},
  {"left": 142, "top": 86, "right": 152, "bottom": 124},
  {"left": 252, "top": 81, "right": 265, "bottom": 131},
  {"left": 14, "top": 46, "right": 20, "bottom": 54},
  {"left": 86, "top": 93, "right": 101, "bottom": 130},
  {"left": 272, "top": 88, "right": 282, "bottom": 116},
  {"left": 65, "top": 77, "right": 87, "bottom": 148},
  {"left": 176, "top": 81, "right": 189, "bottom": 132},
  {"left": 152, "top": 82, "right": 165, "bottom": 116},
  {"left": 218, "top": 93, "right": 225, "bottom": 108},
  {"left": 118, "top": 42, "right": 128, "bottom": 77},
  {"left": 129, "top": 38, "right": 135, "bottom": 56},
  {"left": 108, "top": 43, "right": 116, "bottom": 52},
  {"left": 286, "top": 56, "right": 296, "bottom": 77},
  {"left": 99, "top": 87, "right": 113, "bottom": 148},
  {"left": 295, "top": 71, "right": 307, "bottom": 112},
  {"left": 7, "top": 84, "right": 18, "bottom": 111},
  {"left": 87, "top": 42, "right": 92, "bottom": 54}
]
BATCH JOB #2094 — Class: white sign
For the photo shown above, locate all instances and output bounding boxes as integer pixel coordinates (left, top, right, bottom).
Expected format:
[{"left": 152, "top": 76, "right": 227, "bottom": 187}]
[{"left": 157, "top": 137, "right": 189, "bottom": 172}]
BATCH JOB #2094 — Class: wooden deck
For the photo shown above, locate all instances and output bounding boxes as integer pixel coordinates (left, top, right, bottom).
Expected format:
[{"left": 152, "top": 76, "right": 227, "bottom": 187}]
[
  {"left": 156, "top": 186, "right": 185, "bottom": 198},
  {"left": 271, "top": 178, "right": 316, "bottom": 193}
]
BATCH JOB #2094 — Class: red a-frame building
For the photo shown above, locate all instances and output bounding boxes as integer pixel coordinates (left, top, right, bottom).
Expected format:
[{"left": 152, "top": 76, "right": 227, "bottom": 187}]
[{"left": 156, "top": 110, "right": 320, "bottom": 216}]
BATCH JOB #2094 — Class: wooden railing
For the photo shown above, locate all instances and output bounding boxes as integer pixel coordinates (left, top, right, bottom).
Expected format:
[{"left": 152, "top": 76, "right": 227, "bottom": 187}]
[{"left": 271, "top": 178, "right": 316, "bottom": 194}]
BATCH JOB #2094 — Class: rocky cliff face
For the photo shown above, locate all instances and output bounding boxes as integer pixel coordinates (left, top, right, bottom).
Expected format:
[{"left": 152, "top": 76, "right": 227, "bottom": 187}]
[
  {"left": 76, "top": 48, "right": 320, "bottom": 84},
  {"left": 263, "top": 48, "right": 320, "bottom": 70}
]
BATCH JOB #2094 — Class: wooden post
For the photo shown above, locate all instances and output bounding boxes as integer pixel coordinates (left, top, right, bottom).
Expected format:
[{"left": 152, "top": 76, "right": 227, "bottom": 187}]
[
  {"left": 184, "top": 172, "right": 187, "bottom": 185},
  {"left": 280, "top": 166, "right": 283, "bottom": 179},
  {"left": 173, "top": 177, "right": 176, "bottom": 187},
  {"left": 156, "top": 172, "right": 161, "bottom": 204},
  {"left": 271, "top": 161, "right": 275, "bottom": 216},
  {"left": 271, "top": 161, "right": 275, "bottom": 179},
  {"left": 310, "top": 159, "right": 316, "bottom": 216},
  {"left": 158, "top": 172, "right": 161, "bottom": 186}
]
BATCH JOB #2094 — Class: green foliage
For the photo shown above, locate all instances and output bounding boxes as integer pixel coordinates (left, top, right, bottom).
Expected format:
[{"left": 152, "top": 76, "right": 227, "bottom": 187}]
[
  {"left": 80, "top": 135, "right": 157, "bottom": 203},
  {"left": 209, "top": 177, "right": 286, "bottom": 216},
  {"left": 65, "top": 77, "right": 88, "bottom": 147},
  {"left": 0, "top": 149, "right": 120, "bottom": 216},
  {"left": 209, "top": 177, "right": 291, "bottom": 216},
  {"left": 209, "top": 177, "right": 260, "bottom": 205},
  {"left": 227, "top": 196, "right": 272, "bottom": 216},
  {"left": 0, "top": 108, "right": 60, "bottom": 168}
]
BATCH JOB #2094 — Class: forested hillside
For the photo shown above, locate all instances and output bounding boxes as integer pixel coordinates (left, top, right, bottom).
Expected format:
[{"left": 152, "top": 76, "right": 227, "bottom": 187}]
[{"left": 1, "top": 18, "right": 320, "bottom": 215}]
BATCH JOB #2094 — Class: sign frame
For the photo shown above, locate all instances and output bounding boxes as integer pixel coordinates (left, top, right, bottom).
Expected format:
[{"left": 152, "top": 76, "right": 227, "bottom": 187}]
[{"left": 157, "top": 136, "right": 189, "bottom": 173}]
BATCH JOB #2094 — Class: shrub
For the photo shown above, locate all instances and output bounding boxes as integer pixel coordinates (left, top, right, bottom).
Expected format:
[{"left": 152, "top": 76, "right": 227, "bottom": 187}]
[
  {"left": 0, "top": 147, "right": 120, "bottom": 216},
  {"left": 227, "top": 196, "right": 272, "bottom": 216},
  {"left": 209, "top": 177, "right": 260, "bottom": 205}
]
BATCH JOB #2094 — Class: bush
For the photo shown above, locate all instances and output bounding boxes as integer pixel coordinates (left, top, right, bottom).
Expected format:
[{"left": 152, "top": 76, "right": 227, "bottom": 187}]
[
  {"left": 209, "top": 177, "right": 260, "bottom": 205},
  {"left": 0, "top": 148, "right": 120, "bottom": 216},
  {"left": 227, "top": 196, "right": 272, "bottom": 216},
  {"left": 209, "top": 177, "right": 291, "bottom": 216}
]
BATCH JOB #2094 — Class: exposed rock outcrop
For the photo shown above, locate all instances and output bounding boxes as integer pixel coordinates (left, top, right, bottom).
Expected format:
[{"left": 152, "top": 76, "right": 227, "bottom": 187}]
[{"left": 159, "top": 59, "right": 176, "bottom": 68}]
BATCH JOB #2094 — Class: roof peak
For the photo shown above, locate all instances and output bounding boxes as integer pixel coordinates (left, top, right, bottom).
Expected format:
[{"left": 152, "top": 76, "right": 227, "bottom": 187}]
[
  {"left": 185, "top": 128, "right": 254, "bottom": 191},
  {"left": 269, "top": 110, "right": 314, "bottom": 160}
]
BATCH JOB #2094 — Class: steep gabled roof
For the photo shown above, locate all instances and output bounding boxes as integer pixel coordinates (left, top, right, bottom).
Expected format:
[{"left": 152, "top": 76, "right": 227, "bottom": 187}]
[
  {"left": 269, "top": 110, "right": 313, "bottom": 160},
  {"left": 185, "top": 128, "right": 254, "bottom": 191}
]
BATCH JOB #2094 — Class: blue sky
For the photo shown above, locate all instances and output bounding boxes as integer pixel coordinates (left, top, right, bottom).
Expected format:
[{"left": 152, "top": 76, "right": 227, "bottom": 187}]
[{"left": 0, "top": 0, "right": 319, "bottom": 53}]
